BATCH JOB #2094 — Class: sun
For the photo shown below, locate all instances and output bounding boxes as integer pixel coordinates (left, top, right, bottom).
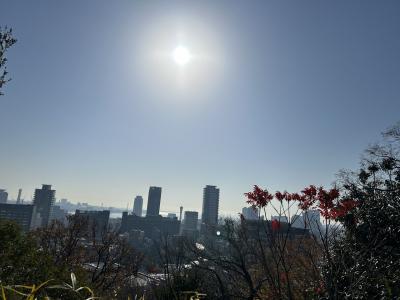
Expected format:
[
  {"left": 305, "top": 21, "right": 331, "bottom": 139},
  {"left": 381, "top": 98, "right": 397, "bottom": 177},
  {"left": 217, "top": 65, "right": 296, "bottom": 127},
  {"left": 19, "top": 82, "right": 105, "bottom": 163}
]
[{"left": 172, "top": 46, "right": 191, "bottom": 65}]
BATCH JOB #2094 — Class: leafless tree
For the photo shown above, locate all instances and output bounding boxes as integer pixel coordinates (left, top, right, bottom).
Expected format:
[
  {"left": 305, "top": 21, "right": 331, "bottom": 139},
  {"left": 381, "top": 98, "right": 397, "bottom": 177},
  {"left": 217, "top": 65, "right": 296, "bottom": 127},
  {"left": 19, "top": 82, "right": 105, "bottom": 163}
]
[
  {"left": 33, "top": 215, "right": 144, "bottom": 297},
  {"left": 0, "top": 26, "right": 16, "bottom": 95}
]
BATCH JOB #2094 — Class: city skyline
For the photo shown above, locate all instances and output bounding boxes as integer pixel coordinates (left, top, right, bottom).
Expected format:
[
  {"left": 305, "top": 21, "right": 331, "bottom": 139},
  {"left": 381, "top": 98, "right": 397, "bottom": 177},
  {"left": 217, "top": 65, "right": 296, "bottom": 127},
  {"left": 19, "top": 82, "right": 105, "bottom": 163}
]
[
  {"left": 0, "top": 180, "right": 324, "bottom": 234},
  {"left": 1, "top": 1, "right": 400, "bottom": 214},
  {"left": 0, "top": 183, "right": 227, "bottom": 216}
]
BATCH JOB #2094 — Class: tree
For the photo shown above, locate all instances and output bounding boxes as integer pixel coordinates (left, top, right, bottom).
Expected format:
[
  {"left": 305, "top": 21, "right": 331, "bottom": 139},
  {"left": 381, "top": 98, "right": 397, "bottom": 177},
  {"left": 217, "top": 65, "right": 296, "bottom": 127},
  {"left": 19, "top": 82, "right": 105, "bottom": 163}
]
[
  {"left": 185, "top": 215, "right": 325, "bottom": 299},
  {"left": 329, "top": 122, "right": 400, "bottom": 299},
  {"left": 148, "top": 234, "right": 206, "bottom": 300},
  {"left": 0, "top": 26, "right": 16, "bottom": 95},
  {"left": 33, "top": 215, "right": 144, "bottom": 297},
  {"left": 0, "top": 220, "right": 56, "bottom": 285}
]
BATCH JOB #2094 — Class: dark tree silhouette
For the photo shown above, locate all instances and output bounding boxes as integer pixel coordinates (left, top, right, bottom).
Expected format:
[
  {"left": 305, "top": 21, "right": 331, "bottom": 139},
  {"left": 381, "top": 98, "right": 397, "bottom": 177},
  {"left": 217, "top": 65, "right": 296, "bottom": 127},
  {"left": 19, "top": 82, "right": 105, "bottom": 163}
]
[
  {"left": 331, "top": 122, "right": 400, "bottom": 299},
  {"left": 0, "top": 26, "right": 17, "bottom": 95}
]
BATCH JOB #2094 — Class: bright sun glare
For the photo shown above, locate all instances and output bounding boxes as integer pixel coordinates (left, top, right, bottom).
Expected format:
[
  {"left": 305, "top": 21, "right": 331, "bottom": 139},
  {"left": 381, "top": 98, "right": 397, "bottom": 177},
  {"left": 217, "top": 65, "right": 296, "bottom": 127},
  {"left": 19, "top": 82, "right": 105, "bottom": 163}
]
[{"left": 172, "top": 46, "right": 191, "bottom": 65}]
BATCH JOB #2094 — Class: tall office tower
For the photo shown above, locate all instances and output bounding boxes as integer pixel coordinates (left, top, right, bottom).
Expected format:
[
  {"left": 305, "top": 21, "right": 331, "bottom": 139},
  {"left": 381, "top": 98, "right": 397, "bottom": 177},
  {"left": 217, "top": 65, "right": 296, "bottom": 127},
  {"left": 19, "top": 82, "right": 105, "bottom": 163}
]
[
  {"left": 146, "top": 186, "right": 162, "bottom": 216},
  {"left": 201, "top": 185, "right": 220, "bottom": 226},
  {"left": 0, "top": 189, "right": 8, "bottom": 203},
  {"left": 16, "top": 188, "right": 22, "bottom": 204},
  {"left": 32, "top": 184, "right": 55, "bottom": 227},
  {"left": 179, "top": 206, "right": 183, "bottom": 221},
  {"left": 133, "top": 196, "right": 143, "bottom": 217},
  {"left": 183, "top": 211, "right": 199, "bottom": 231}
]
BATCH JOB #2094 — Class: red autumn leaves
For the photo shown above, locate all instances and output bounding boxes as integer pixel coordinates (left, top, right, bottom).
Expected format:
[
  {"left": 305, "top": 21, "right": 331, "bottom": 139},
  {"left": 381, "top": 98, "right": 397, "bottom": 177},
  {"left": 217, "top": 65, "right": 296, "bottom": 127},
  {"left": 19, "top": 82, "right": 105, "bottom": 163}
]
[
  {"left": 245, "top": 185, "right": 357, "bottom": 220},
  {"left": 244, "top": 185, "right": 274, "bottom": 208}
]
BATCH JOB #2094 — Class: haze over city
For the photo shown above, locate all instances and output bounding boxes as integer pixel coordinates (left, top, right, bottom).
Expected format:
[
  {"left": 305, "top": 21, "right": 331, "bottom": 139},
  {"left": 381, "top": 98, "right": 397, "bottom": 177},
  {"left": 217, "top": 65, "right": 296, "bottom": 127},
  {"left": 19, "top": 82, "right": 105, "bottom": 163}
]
[
  {"left": 1, "top": 1, "right": 400, "bottom": 299},
  {"left": 1, "top": 1, "right": 400, "bottom": 215}
]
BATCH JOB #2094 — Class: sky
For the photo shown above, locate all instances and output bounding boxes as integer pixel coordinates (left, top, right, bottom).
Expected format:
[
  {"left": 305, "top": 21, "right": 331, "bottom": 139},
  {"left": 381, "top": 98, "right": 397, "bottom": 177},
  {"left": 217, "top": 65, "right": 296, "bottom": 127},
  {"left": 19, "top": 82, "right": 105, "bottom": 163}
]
[{"left": 1, "top": 1, "right": 400, "bottom": 215}]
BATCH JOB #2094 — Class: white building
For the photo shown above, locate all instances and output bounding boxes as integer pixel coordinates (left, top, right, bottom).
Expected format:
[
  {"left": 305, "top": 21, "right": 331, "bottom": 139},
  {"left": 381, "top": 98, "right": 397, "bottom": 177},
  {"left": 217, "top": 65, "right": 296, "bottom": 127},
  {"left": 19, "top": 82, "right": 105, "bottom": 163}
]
[
  {"left": 0, "top": 189, "right": 8, "bottom": 203},
  {"left": 133, "top": 196, "right": 143, "bottom": 217}
]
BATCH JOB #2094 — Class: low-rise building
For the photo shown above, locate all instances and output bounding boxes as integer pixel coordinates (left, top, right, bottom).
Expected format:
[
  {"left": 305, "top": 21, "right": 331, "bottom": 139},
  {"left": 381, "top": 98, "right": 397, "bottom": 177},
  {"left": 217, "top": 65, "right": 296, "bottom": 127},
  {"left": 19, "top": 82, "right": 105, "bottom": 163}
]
[
  {"left": 75, "top": 210, "right": 110, "bottom": 239},
  {"left": 0, "top": 203, "right": 35, "bottom": 232},
  {"left": 120, "top": 212, "right": 180, "bottom": 239}
]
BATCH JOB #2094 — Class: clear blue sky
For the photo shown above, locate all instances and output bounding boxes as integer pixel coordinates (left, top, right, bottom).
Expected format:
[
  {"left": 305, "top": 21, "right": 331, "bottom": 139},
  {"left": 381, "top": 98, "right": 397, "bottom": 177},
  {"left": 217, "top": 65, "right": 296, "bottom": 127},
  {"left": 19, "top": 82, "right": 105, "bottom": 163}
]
[{"left": 1, "top": 1, "right": 399, "bottom": 215}]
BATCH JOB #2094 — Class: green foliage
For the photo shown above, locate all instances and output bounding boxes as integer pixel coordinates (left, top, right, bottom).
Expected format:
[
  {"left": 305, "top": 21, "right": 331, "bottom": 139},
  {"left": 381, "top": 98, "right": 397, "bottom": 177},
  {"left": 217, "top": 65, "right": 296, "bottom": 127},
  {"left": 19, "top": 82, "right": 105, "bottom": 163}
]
[
  {"left": 0, "top": 273, "right": 96, "bottom": 300},
  {"left": 0, "top": 220, "right": 56, "bottom": 286},
  {"left": 328, "top": 124, "right": 400, "bottom": 299},
  {"left": 0, "top": 220, "right": 96, "bottom": 298}
]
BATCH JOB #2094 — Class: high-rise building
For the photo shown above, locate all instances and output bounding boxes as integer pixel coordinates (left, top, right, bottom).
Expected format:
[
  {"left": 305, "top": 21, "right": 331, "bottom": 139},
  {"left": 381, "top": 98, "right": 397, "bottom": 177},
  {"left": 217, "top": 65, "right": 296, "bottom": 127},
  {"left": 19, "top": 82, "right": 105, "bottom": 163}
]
[
  {"left": 182, "top": 211, "right": 199, "bottom": 239},
  {"left": 146, "top": 186, "right": 162, "bottom": 216},
  {"left": 0, "top": 203, "right": 35, "bottom": 232},
  {"left": 0, "top": 189, "right": 8, "bottom": 203},
  {"left": 32, "top": 184, "right": 55, "bottom": 227},
  {"left": 201, "top": 185, "right": 220, "bottom": 226},
  {"left": 133, "top": 196, "right": 143, "bottom": 217},
  {"left": 183, "top": 211, "right": 198, "bottom": 231}
]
